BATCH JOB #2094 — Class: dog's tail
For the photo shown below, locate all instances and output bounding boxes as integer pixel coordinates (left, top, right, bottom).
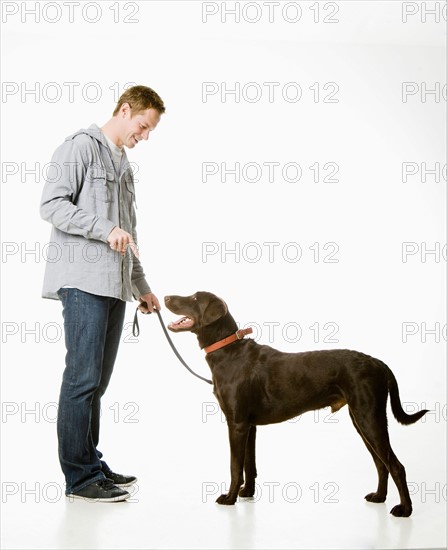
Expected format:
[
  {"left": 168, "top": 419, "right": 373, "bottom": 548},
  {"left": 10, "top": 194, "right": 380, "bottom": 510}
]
[{"left": 385, "top": 365, "right": 429, "bottom": 425}]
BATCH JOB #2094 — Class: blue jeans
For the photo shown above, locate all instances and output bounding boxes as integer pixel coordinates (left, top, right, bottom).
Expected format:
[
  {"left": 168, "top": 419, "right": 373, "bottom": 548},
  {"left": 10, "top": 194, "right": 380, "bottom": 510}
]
[{"left": 57, "top": 288, "right": 126, "bottom": 494}]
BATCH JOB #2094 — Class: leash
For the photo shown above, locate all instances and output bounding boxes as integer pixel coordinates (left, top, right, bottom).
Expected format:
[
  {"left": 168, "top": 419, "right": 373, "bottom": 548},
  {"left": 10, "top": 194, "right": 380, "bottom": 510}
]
[{"left": 133, "top": 307, "right": 213, "bottom": 385}]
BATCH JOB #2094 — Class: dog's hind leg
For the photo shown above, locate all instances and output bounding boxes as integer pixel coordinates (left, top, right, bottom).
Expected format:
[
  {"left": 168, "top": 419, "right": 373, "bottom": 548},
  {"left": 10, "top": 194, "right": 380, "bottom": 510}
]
[
  {"left": 217, "top": 422, "right": 250, "bottom": 505},
  {"left": 349, "top": 409, "right": 388, "bottom": 503},
  {"left": 239, "top": 425, "right": 257, "bottom": 497},
  {"left": 349, "top": 407, "right": 413, "bottom": 517}
]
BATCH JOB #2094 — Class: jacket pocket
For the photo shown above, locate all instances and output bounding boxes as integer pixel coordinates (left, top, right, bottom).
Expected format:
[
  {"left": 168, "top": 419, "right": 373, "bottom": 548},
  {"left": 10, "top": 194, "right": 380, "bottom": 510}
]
[
  {"left": 124, "top": 174, "right": 136, "bottom": 207},
  {"left": 88, "top": 167, "right": 114, "bottom": 203}
]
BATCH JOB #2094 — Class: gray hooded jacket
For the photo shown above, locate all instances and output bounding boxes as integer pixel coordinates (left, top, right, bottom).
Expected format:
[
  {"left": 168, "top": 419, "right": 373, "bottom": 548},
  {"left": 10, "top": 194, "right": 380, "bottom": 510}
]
[{"left": 40, "top": 124, "right": 151, "bottom": 301}]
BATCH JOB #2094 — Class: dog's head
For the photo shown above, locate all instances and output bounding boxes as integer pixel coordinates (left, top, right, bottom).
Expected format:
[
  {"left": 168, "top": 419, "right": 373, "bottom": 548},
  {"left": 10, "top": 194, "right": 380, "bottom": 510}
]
[{"left": 164, "top": 291, "right": 228, "bottom": 333}]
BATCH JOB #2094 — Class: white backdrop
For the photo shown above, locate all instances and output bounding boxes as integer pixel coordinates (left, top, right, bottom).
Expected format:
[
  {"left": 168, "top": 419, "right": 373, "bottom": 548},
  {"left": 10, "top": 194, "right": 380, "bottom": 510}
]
[{"left": 1, "top": 2, "right": 446, "bottom": 549}]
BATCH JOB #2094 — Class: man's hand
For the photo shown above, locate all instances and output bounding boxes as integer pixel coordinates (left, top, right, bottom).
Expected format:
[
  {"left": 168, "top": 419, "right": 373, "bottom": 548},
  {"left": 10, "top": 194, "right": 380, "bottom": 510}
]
[
  {"left": 138, "top": 292, "right": 161, "bottom": 314},
  {"left": 107, "top": 226, "right": 139, "bottom": 258}
]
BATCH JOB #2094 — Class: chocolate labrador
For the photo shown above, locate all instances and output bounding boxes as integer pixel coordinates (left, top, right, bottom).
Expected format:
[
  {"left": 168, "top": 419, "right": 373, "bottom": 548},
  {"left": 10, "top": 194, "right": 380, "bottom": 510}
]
[{"left": 164, "top": 291, "right": 428, "bottom": 517}]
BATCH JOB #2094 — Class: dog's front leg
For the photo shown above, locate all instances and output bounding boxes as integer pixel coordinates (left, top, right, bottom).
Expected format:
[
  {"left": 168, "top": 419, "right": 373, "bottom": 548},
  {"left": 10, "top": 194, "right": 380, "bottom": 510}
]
[
  {"left": 217, "top": 422, "right": 249, "bottom": 505},
  {"left": 239, "top": 425, "right": 257, "bottom": 497}
]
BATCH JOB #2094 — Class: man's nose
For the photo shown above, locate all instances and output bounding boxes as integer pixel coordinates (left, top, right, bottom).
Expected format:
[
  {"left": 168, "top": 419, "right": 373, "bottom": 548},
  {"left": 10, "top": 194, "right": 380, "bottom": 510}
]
[{"left": 142, "top": 130, "right": 149, "bottom": 140}]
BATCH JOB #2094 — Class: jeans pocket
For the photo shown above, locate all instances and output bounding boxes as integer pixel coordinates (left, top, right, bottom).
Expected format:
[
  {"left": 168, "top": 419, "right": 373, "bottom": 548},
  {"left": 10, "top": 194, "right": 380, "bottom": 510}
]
[{"left": 57, "top": 288, "right": 68, "bottom": 301}]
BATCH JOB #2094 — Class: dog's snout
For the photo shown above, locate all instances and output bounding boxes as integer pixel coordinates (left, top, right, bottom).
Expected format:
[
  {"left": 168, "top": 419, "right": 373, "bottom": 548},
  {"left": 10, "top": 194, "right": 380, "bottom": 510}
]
[{"left": 164, "top": 296, "right": 171, "bottom": 303}]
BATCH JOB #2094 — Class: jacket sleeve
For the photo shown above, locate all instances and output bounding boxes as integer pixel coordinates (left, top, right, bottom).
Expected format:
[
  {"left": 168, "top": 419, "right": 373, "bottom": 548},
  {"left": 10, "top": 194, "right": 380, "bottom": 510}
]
[{"left": 40, "top": 138, "right": 115, "bottom": 242}]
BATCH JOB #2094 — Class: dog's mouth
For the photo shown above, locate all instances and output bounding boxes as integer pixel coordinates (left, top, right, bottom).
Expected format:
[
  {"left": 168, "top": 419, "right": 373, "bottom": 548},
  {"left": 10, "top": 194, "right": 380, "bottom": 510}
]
[{"left": 168, "top": 316, "right": 195, "bottom": 331}]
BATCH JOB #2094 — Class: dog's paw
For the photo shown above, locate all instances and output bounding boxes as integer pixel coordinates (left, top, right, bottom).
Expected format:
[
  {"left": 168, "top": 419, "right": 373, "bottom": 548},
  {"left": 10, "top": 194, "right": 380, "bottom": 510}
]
[
  {"left": 216, "top": 493, "right": 236, "bottom": 505},
  {"left": 365, "top": 492, "right": 386, "bottom": 503},
  {"left": 390, "top": 504, "right": 412, "bottom": 517},
  {"left": 239, "top": 485, "right": 255, "bottom": 498}
]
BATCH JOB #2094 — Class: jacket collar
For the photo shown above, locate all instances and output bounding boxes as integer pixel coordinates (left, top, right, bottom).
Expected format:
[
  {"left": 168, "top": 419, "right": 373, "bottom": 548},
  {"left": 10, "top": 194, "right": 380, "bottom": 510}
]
[{"left": 68, "top": 123, "right": 131, "bottom": 178}]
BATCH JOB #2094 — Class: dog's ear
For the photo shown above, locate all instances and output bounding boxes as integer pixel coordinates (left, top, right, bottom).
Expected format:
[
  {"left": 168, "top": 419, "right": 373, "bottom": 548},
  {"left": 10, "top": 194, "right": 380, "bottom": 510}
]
[{"left": 201, "top": 295, "right": 228, "bottom": 326}]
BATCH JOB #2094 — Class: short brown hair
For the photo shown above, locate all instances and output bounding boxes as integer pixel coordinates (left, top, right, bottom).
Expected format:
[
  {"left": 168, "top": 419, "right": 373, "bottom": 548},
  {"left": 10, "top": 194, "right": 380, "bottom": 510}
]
[{"left": 113, "top": 85, "right": 166, "bottom": 116}]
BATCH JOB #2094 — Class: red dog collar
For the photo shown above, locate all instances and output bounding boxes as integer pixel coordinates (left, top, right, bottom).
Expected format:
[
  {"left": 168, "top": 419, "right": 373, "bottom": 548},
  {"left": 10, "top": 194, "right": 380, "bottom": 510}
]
[{"left": 204, "top": 328, "right": 253, "bottom": 354}]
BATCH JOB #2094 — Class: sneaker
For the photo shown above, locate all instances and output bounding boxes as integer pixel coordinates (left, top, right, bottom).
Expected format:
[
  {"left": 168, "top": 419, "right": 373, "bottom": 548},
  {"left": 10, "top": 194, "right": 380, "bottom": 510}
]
[
  {"left": 68, "top": 479, "right": 130, "bottom": 502},
  {"left": 103, "top": 469, "right": 137, "bottom": 488}
]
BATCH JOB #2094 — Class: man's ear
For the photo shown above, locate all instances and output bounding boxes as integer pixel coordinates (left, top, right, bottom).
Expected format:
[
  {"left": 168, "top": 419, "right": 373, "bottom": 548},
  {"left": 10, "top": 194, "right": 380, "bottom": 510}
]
[
  {"left": 201, "top": 296, "right": 228, "bottom": 326},
  {"left": 120, "top": 102, "right": 131, "bottom": 118}
]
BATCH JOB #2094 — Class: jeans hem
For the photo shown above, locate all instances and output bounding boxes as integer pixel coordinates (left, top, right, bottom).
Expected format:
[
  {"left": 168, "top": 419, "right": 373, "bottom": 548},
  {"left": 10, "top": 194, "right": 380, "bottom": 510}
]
[{"left": 65, "top": 472, "right": 106, "bottom": 496}]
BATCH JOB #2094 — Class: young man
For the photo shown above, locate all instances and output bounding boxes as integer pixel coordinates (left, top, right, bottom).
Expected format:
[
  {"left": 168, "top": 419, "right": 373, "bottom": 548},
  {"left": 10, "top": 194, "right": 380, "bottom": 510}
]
[{"left": 40, "top": 85, "right": 165, "bottom": 502}]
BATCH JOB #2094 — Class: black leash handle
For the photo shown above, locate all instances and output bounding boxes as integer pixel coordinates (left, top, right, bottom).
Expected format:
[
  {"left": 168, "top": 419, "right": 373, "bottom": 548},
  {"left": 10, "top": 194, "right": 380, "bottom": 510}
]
[{"left": 133, "top": 306, "right": 213, "bottom": 385}]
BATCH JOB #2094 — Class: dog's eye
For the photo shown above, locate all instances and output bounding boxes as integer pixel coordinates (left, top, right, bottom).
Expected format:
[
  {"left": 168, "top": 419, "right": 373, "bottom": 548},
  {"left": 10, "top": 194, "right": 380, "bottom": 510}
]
[{"left": 192, "top": 295, "right": 197, "bottom": 301}]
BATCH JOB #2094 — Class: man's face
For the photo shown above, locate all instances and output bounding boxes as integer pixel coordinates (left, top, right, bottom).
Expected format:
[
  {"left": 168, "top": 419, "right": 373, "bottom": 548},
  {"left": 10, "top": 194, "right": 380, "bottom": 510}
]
[{"left": 119, "top": 104, "right": 161, "bottom": 149}]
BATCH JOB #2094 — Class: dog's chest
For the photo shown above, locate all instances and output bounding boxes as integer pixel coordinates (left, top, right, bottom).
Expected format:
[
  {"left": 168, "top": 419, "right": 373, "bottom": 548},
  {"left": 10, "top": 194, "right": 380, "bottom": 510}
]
[{"left": 212, "top": 385, "right": 228, "bottom": 416}]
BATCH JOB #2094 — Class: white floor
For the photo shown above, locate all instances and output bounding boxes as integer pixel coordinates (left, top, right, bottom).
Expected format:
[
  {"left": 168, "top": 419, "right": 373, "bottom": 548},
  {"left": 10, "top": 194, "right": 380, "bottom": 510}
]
[
  {"left": 2, "top": 325, "right": 446, "bottom": 549},
  {"left": 2, "top": 476, "right": 446, "bottom": 550},
  {"left": 2, "top": 393, "right": 446, "bottom": 550}
]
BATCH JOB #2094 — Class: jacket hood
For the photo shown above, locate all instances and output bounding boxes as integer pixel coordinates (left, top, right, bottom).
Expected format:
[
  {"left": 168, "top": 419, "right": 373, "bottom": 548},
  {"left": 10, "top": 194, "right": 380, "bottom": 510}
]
[
  {"left": 65, "top": 123, "right": 130, "bottom": 173},
  {"left": 65, "top": 123, "right": 108, "bottom": 146}
]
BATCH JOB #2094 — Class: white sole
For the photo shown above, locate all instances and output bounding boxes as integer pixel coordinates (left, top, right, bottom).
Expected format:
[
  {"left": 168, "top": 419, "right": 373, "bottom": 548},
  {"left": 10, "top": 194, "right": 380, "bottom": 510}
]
[{"left": 66, "top": 492, "right": 130, "bottom": 503}]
